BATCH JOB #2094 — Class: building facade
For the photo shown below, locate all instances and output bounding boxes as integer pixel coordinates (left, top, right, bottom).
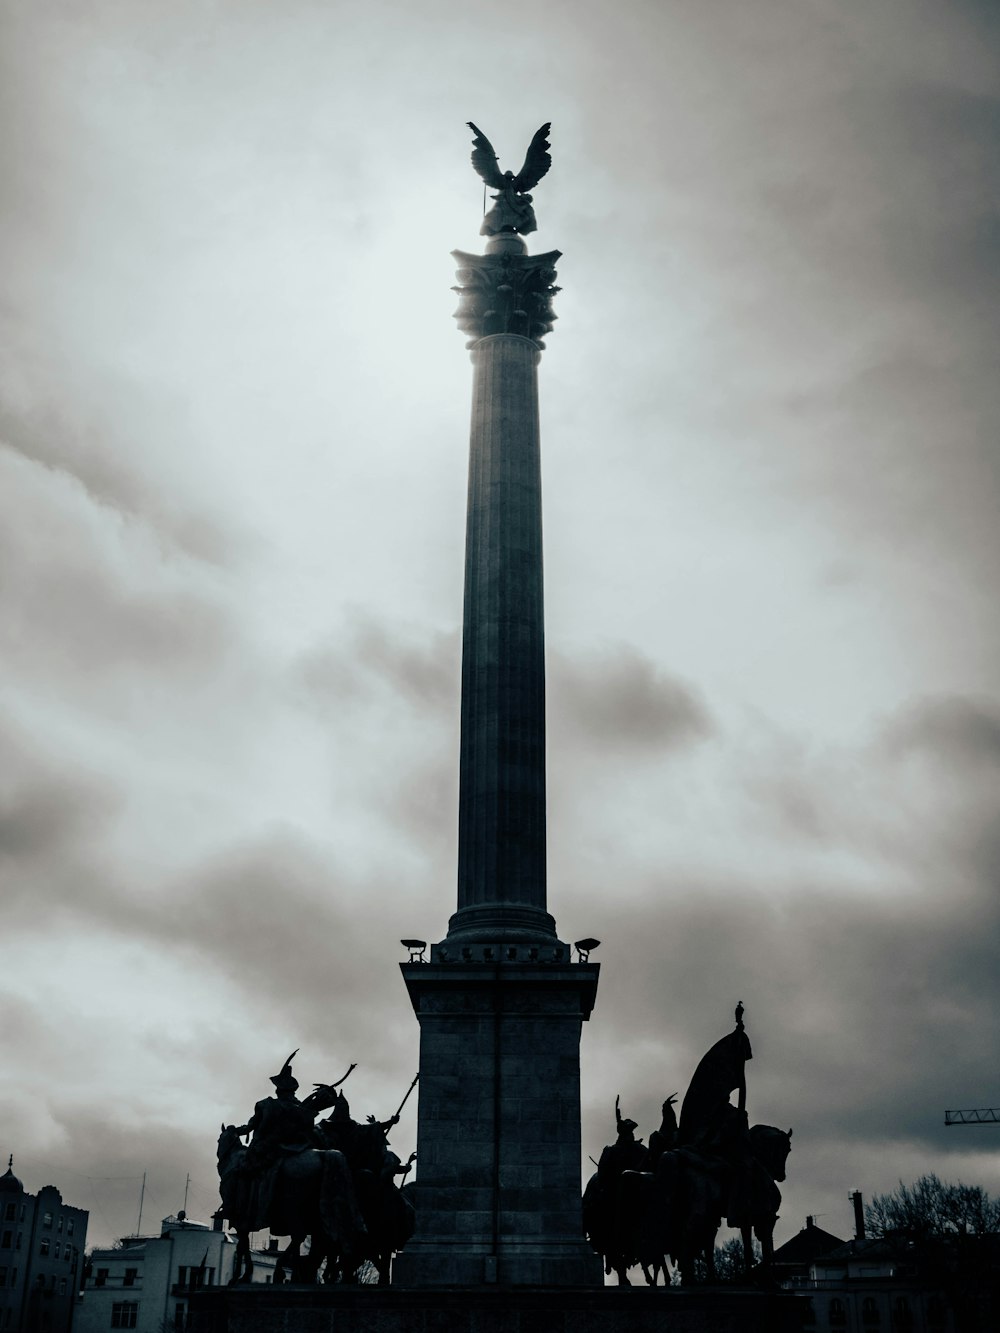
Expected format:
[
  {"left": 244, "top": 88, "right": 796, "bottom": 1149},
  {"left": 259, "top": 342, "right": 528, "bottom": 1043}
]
[
  {"left": 786, "top": 1236, "right": 955, "bottom": 1333},
  {"left": 0, "top": 1158, "right": 89, "bottom": 1333},
  {"left": 77, "top": 1215, "right": 276, "bottom": 1333}
]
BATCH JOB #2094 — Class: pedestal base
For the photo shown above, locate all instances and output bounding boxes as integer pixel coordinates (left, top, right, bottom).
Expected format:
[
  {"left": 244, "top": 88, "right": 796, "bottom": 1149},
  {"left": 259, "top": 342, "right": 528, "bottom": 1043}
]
[
  {"left": 398, "top": 958, "right": 599, "bottom": 1287},
  {"left": 189, "top": 1284, "right": 805, "bottom": 1333}
]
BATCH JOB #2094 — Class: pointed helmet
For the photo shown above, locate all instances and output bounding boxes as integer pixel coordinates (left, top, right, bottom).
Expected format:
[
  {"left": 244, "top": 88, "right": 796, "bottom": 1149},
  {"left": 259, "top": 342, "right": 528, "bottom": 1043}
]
[{"left": 269, "top": 1049, "right": 300, "bottom": 1093}]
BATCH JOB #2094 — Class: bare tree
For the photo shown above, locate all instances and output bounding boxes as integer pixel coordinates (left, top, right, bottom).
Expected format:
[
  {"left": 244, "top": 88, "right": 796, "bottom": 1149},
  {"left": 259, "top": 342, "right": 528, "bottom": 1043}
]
[{"left": 866, "top": 1174, "right": 1000, "bottom": 1240}]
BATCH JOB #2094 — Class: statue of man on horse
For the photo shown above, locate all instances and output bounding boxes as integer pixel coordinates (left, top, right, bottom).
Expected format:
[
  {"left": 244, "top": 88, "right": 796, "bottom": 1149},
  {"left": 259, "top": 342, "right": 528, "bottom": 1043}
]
[
  {"left": 218, "top": 1051, "right": 365, "bottom": 1284},
  {"left": 218, "top": 1052, "right": 417, "bottom": 1286},
  {"left": 583, "top": 1003, "right": 793, "bottom": 1287}
]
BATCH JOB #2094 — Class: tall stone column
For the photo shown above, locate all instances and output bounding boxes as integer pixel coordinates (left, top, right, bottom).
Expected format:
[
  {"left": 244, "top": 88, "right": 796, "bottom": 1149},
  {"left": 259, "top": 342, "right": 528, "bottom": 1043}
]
[
  {"left": 452, "top": 331, "right": 551, "bottom": 941},
  {"left": 395, "top": 234, "right": 601, "bottom": 1288}
]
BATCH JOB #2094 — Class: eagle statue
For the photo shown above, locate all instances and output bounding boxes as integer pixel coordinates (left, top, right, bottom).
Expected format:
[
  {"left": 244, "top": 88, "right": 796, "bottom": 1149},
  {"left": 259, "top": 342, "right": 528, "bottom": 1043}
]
[{"left": 467, "top": 121, "right": 552, "bottom": 236}]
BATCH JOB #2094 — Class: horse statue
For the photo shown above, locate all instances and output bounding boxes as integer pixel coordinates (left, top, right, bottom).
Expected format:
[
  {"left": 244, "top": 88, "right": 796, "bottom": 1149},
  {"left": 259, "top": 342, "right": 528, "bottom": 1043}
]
[
  {"left": 217, "top": 1125, "right": 255, "bottom": 1283},
  {"left": 216, "top": 1123, "right": 364, "bottom": 1284},
  {"left": 730, "top": 1124, "right": 792, "bottom": 1278},
  {"left": 317, "top": 1108, "right": 416, "bottom": 1285}
]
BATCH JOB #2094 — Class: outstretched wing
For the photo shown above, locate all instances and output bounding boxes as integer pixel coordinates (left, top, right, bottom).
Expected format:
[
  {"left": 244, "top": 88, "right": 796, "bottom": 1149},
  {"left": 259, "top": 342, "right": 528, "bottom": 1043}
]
[
  {"left": 513, "top": 122, "right": 551, "bottom": 192},
  {"left": 467, "top": 121, "right": 506, "bottom": 189}
]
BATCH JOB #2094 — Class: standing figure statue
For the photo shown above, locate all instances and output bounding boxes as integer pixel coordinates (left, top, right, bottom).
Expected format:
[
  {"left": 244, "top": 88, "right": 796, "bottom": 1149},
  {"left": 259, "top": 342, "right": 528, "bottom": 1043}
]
[
  {"left": 467, "top": 122, "right": 552, "bottom": 236},
  {"left": 582, "top": 1096, "right": 651, "bottom": 1286}
]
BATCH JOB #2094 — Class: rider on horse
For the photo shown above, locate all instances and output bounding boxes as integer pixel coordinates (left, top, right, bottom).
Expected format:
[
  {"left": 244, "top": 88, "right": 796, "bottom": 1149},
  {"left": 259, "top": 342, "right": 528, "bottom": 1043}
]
[{"left": 233, "top": 1050, "right": 348, "bottom": 1228}]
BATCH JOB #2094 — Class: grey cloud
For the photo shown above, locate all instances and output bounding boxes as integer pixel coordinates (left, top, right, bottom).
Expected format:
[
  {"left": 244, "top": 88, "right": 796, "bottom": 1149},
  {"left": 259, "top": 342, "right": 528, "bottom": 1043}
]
[
  {"left": 549, "top": 646, "right": 712, "bottom": 754},
  {"left": 296, "top": 617, "right": 459, "bottom": 714},
  {"left": 0, "top": 443, "right": 238, "bottom": 679},
  {"left": 0, "top": 325, "right": 242, "bottom": 568},
  {"left": 0, "top": 718, "right": 121, "bottom": 912},
  {"left": 883, "top": 695, "right": 1000, "bottom": 769},
  {"left": 0, "top": 779, "right": 115, "bottom": 864}
]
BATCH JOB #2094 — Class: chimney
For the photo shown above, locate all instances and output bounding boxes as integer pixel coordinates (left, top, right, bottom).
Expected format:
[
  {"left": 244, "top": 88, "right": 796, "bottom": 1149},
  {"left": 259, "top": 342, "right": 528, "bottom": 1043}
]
[
  {"left": 806, "top": 1216, "right": 815, "bottom": 1230},
  {"left": 212, "top": 1211, "right": 223, "bottom": 1233},
  {"left": 850, "top": 1190, "right": 866, "bottom": 1240}
]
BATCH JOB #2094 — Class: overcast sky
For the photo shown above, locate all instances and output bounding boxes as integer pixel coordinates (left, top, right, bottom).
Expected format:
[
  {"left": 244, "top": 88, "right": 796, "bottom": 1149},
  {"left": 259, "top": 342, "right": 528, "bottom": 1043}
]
[{"left": 2, "top": 0, "right": 999, "bottom": 1257}]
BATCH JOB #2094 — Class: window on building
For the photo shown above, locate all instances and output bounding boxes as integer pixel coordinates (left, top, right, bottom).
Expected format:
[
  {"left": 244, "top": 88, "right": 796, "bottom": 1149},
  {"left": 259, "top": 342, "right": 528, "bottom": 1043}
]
[
  {"left": 0, "top": 1267, "right": 7, "bottom": 1287},
  {"left": 10, "top": 1270, "right": 16, "bottom": 1288},
  {"left": 123, "top": 1269, "right": 137, "bottom": 1288},
  {"left": 66, "top": 1220, "right": 73, "bottom": 1236},
  {"left": 15, "top": 1234, "right": 21, "bottom": 1251},
  {"left": 0, "top": 1234, "right": 10, "bottom": 1250},
  {"left": 59, "top": 1279, "right": 66, "bottom": 1296},
  {"left": 830, "top": 1298, "right": 847, "bottom": 1326},
  {"left": 177, "top": 1266, "right": 213, "bottom": 1291},
  {"left": 111, "top": 1303, "right": 139, "bottom": 1329},
  {"left": 173, "top": 1304, "right": 186, "bottom": 1331},
  {"left": 95, "top": 1269, "right": 109, "bottom": 1288},
  {"left": 42, "top": 1213, "right": 52, "bottom": 1230},
  {"left": 53, "top": 1243, "right": 60, "bottom": 1260},
  {"left": 57, "top": 1218, "right": 63, "bottom": 1234},
  {"left": 39, "top": 1239, "right": 50, "bottom": 1257},
  {"left": 3, "top": 1205, "right": 14, "bottom": 1222},
  {"left": 862, "top": 1296, "right": 880, "bottom": 1324},
  {"left": 801, "top": 1298, "right": 815, "bottom": 1325}
]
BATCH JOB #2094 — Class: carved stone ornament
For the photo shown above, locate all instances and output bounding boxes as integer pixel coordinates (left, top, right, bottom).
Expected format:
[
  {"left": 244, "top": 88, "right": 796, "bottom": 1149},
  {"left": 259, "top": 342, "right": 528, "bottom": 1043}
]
[{"left": 452, "top": 248, "right": 561, "bottom": 348}]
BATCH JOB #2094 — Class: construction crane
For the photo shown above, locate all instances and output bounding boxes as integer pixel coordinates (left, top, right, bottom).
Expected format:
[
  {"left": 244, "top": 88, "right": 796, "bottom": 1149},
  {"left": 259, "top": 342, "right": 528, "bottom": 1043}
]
[{"left": 944, "top": 1108, "right": 1000, "bottom": 1126}]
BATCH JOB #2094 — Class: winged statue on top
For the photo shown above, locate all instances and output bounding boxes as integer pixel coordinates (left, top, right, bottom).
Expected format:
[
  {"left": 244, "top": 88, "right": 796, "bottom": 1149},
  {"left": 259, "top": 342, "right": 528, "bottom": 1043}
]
[{"left": 467, "top": 121, "right": 552, "bottom": 236}]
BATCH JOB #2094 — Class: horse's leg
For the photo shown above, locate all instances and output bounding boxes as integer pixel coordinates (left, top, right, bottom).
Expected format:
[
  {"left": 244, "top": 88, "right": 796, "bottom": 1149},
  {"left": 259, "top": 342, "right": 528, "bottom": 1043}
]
[
  {"left": 238, "top": 1232, "right": 253, "bottom": 1284},
  {"left": 279, "top": 1237, "right": 301, "bottom": 1284},
  {"left": 290, "top": 1233, "right": 318, "bottom": 1284},
  {"left": 740, "top": 1222, "right": 754, "bottom": 1276},
  {"left": 377, "top": 1250, "right": 391, "bottom": 1286}
]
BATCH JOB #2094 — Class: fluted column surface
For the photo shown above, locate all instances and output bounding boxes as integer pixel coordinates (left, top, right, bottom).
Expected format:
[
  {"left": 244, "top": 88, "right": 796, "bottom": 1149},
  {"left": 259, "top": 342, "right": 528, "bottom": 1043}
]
[{"left": 449, "top": 333, "right": 554, "bottom": 940}]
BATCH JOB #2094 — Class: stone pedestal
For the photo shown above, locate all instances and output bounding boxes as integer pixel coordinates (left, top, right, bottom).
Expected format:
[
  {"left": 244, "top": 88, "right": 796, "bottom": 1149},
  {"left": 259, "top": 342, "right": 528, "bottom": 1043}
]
[{"left": 393, "top": 959, "right": 600, "bottom": 1287}]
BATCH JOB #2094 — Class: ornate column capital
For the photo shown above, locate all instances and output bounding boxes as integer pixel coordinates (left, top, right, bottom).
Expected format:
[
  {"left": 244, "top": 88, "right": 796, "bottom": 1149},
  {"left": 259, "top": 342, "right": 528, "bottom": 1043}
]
[{"left": 451, "top": 246, "right": 561, "bottom": 350}]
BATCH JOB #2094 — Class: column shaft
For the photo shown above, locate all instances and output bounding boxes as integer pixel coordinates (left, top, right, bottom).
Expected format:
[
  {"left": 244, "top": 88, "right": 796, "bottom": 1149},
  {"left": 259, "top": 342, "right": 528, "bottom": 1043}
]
[{"left": 450, "top": 333, "right": 554, "bottom": 942}]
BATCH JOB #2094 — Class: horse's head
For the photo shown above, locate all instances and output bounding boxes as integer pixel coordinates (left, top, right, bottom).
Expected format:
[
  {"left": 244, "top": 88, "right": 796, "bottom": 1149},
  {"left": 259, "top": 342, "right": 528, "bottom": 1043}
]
[
  {"left": 217, "top": 1124, "right": 246, "bottom": 1172},
  {"left": 749, "top": 1124, "right": 792, "bottom": 1182}
]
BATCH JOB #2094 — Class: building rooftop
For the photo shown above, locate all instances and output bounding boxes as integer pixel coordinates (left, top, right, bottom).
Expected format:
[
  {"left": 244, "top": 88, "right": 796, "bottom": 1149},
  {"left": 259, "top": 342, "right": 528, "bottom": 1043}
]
[{"left": 0, "top": 1156, "right": 24, "bottom": 1195}]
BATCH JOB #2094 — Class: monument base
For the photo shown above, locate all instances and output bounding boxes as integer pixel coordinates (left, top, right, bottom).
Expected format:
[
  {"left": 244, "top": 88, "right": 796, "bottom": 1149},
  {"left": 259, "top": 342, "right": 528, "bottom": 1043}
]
[{"left": 189, "top": 1283, "right": 805, "bottom": 1333}]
